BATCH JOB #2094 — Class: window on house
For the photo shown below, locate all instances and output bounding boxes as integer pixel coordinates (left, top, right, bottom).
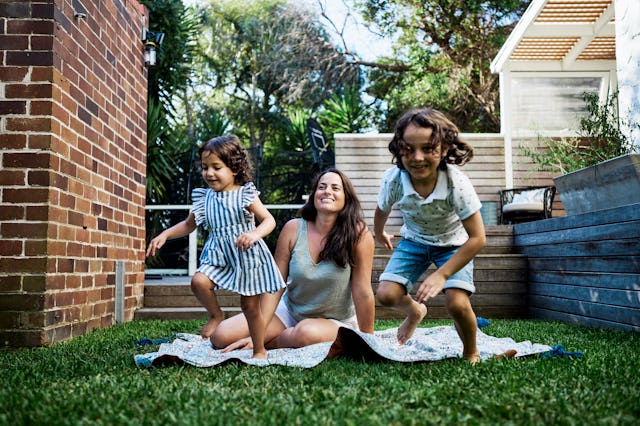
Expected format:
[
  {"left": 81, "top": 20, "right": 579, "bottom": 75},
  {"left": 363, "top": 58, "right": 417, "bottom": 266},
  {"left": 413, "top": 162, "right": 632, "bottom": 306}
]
[{"left": 510, "top": 75, "right": 607, "bottom": 135}]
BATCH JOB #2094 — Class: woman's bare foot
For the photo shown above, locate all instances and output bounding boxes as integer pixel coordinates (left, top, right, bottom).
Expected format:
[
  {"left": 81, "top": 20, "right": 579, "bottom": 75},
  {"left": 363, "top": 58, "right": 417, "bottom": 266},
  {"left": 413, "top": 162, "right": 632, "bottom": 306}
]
[
  {"left": 200, "top": 313, "right": 223, "bottom": 338},
  {"left": 464, "top": 352, "right": 481, "bottom": 365},
  {"left": 397, "top": 303, "right": 428, "bottom": 344}
]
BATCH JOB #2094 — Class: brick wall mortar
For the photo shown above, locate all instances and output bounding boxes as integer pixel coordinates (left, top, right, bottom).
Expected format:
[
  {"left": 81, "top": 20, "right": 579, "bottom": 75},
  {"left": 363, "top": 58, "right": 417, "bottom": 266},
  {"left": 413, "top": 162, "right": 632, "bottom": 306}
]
[{"left": 0, "top": 0, "right": 148, "bottom": 347}]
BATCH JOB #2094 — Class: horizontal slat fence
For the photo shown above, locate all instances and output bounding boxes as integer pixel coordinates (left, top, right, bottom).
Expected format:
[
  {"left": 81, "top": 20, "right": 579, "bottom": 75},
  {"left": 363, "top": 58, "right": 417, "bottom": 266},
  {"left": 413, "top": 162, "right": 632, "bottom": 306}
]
[{"left": 512, "top": 203, "right": 640, "bottom": 331}]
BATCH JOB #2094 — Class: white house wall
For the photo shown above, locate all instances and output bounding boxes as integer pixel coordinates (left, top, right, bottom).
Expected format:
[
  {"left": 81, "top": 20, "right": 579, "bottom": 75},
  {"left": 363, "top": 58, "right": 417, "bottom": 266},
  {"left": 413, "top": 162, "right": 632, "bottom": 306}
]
[{"left": 615, "top": 0, "right": 640, "bottom": 148}]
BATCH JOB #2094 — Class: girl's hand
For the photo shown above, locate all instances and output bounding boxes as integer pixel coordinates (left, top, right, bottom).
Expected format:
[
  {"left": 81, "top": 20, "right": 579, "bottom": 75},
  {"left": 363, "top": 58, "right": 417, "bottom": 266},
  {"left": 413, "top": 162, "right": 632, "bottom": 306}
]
[
  {"left": 221, "top": 337, "right": 253, "bottom": 352},
  {"left": 235, "top": 231, "right": 259, "bottom": 251},
  {"left": 415, "top": 271, "right": 446, "bottom": 303},
  {"left": 375, "top": 231, "right": 394, "bottom": 251},
  {"left": 146, "top": 235, "right": 167, "bottom": 257}
]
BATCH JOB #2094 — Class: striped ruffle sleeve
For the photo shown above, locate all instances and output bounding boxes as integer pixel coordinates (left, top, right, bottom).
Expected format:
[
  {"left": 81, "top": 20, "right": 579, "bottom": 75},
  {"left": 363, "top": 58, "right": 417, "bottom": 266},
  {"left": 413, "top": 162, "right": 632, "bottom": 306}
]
[{"left": 191, "top": 188, "right": 209, "bottom": 229}]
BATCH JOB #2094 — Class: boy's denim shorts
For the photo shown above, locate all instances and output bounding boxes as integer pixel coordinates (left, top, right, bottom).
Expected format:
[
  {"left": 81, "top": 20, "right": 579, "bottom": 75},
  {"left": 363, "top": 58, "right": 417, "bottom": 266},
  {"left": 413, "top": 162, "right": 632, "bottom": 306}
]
[{"left": 379, "top": 238, "right": 475, "bottom": 295}]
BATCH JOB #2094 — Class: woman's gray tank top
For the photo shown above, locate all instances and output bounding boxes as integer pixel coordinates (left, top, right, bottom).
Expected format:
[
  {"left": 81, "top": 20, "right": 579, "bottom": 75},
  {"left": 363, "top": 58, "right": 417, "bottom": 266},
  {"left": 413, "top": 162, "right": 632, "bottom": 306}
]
[{"left": 282, "top": 219, "right": 355, "bottom": 322}]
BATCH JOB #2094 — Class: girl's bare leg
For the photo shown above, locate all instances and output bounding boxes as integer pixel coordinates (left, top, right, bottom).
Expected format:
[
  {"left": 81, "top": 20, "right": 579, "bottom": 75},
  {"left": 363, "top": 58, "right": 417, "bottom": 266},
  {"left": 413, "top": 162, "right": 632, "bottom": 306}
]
[
  {"left": 241, "top": 294, "right": 267, "bottom": 359},
  {"left": 446, "top": 289, "right": 480, "bottom": 364},
  {"left": 191, "top": 272, "right": 224, "bottom": 338},
  {"left": 376, "top": 281, "right": 427, "bottom": 344}
]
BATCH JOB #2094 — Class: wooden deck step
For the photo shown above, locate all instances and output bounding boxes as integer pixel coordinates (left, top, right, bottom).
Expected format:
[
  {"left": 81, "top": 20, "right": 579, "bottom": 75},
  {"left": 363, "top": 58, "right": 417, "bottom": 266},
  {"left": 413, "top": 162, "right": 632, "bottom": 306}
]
[
  {"left": 479, "top": 225, "right": 515, "bottom": 254},
  {"left": 135, "top": 225, "right": 524, "bottom": 320},
  {"left": 134, "top": 252, "right": 528, "bottom": 320}
]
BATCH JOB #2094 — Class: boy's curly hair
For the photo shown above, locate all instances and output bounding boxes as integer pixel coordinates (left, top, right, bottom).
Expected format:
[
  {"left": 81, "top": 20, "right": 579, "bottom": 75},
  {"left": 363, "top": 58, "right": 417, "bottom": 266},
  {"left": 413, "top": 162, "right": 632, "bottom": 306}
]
[
  {"left": 388, "top": 108, "right": 474, "bottom": 170},
  {"left": 198, "top": 135, "right": 253, "bottom": 184}
]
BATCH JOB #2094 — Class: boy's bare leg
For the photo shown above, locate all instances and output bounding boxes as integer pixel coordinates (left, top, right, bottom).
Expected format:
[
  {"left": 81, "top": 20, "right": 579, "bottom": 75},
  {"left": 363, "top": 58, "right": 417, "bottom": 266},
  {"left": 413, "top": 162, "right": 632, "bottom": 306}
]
[
  {"left": 191, "top": 272, "right": 224, "bottom": 338},
  {"left": 376, "top": 281, "right": 427, "bottom": 345},
  {"left": 446, "top": 289, "right": 479, "bottom": 364}
]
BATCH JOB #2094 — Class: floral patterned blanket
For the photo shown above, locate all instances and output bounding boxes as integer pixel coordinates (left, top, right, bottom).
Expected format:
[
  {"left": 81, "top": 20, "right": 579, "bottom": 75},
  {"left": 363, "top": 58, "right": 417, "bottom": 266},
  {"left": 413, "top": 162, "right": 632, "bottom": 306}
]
[{"left": 134, "top": 325, "right": 553, "bottom": 368}]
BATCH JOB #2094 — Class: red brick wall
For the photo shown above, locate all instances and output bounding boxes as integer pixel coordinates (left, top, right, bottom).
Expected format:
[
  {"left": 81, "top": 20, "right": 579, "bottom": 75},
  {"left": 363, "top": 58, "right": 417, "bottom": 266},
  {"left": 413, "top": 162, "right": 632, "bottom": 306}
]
[{"left": 0, "top": 0, "right": 148, "bottom": 346}]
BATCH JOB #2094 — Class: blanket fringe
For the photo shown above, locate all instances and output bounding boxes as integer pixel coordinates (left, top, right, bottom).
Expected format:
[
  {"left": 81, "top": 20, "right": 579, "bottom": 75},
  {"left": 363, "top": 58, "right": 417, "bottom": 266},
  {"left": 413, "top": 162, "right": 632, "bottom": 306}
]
[
  {"left": 135, "top": 334, "right": 177, "bottom": 347},
  {"left": 541, "top": 344, "right": 583, "bottom": 359}
]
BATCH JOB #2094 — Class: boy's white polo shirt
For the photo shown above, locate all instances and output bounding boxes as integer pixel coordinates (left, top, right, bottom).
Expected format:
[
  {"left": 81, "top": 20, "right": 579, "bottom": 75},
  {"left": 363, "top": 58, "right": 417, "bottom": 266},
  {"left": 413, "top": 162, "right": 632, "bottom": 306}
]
[{"left": 377, "top": 165, "right": 481, "bottom": 247}]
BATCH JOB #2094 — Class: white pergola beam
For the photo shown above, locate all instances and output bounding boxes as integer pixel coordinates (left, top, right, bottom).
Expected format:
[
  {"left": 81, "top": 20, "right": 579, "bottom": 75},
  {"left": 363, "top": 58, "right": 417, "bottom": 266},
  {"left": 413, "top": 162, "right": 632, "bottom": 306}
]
[
  {"left": 504, "top": 60, "right": 616, "bottom": 72},
  {"left": 526, "top": 22, "right": 615, "bottom": 38},
  {"left": 563, "top": 2, "right": 616, "bottom": 68},
  {"left": 491, "top": 0, "right": 546, "bottom": 73}
]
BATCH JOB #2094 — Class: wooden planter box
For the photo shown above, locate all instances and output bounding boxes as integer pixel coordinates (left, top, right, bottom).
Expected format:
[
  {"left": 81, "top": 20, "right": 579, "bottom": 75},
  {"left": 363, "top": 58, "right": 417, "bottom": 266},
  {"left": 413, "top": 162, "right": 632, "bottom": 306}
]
[
  {"left": 553, "top": 153, "right": 640, "bottom": 215},
  {"left": 512, "top": 203, "right": 640, "bottom": 331}
]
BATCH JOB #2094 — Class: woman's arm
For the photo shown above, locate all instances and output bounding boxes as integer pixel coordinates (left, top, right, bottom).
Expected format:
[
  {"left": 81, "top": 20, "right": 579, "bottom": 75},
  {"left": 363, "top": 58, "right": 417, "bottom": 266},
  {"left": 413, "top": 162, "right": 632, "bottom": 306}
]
[
  {"left": 350, "top": 227, "right": 376, "bottom": 334},
  {"left": 273, "top": 218, "right": 296, "bottom": 282},
  {"left": 146, "top": 212, "right": 197, "bottom": 257},
  {"left": 415, "top": 210, "right": 486, "bottom": 303}
]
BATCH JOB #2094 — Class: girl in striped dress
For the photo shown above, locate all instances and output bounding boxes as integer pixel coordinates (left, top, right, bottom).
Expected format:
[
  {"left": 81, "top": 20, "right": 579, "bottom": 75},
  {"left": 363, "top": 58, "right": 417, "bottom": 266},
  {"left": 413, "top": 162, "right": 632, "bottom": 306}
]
[{"left": 146, "top": 135, "right": 286, "bottom": 359}]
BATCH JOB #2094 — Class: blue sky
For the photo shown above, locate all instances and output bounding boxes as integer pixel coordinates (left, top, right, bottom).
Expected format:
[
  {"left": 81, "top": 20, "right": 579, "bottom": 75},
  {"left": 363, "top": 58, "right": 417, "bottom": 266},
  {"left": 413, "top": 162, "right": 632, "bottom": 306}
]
[{"left": 303, "top": 0, "right": 392, "bottom": 61}]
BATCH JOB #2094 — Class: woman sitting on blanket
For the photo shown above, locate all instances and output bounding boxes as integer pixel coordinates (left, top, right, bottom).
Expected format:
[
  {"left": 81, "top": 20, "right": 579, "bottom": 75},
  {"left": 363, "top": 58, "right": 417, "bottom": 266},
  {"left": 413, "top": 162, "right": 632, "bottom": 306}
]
[{"left": 211, "top": 168, "right": 376, "bottom": 350}]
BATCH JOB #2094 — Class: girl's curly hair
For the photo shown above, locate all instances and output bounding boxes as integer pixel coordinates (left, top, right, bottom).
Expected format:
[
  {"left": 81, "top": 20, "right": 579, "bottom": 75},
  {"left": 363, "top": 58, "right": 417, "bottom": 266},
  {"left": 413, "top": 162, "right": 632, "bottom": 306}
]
[
  {"left": 198, "top": 135, "right": 253, "bottom": 184},
  {"left": 388, "top": 108, "right": 474, "bottom": 171}
]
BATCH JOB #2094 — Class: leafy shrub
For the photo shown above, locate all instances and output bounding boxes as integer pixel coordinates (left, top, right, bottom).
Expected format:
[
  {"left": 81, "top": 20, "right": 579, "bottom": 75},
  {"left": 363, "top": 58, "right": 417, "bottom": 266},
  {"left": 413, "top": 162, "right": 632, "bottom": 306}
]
[{"left": 525, "top": 91, "right": 637, "bottom": 175}]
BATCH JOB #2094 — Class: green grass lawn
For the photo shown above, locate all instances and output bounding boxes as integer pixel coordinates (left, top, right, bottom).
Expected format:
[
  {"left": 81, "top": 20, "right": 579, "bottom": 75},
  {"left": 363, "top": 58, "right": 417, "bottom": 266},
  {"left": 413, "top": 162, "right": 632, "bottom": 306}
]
[{"left": 1, "top": 318, "right": 638, "bottom": 426}]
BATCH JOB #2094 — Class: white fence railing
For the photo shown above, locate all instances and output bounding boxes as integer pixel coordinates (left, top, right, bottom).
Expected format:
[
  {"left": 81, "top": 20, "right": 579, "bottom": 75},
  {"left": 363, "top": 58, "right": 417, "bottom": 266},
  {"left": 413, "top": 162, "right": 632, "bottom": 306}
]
[{"left": 145, "top": 204, "right": 303, "bottom": 276}]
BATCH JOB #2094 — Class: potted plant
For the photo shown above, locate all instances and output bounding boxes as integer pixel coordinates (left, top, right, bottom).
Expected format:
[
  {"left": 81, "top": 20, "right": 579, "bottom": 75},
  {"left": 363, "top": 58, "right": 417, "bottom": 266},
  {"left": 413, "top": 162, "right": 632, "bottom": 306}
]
[{"left": 525, "top": 91, "right": 639, "bottom": 216}]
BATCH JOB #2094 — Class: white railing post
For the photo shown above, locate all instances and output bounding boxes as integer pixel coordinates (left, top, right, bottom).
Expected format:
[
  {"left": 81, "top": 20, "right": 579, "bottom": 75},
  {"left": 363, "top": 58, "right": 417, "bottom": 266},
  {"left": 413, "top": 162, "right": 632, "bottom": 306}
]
[{"left": 188, "top": 230, "right": 197, "bottom": 276}]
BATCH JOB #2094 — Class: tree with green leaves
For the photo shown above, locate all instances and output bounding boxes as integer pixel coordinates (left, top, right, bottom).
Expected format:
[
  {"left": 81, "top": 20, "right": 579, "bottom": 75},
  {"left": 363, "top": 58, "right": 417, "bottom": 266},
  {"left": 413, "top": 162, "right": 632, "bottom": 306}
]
[
  {"left": 319, "top": 85, "right": 373, "bottom": 134},
  {"left": 356, "top": 0, "right": 529, "bottom": 132},
  {"left": 139, "top": 0, "right": 200, "bottom": 204},
  {"left": 140, "top": 0, "right": 203, "bottom": 268},
  {"left": 191, "top": 0, "right": 362, "bottom": 187}
]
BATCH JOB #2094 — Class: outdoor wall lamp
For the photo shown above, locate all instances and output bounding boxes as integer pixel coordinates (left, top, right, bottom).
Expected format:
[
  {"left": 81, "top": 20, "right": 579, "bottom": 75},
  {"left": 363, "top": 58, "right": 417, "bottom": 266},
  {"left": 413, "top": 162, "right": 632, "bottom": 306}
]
[{"left": 142, "top": 29, "right": 165, "bottom": 67}]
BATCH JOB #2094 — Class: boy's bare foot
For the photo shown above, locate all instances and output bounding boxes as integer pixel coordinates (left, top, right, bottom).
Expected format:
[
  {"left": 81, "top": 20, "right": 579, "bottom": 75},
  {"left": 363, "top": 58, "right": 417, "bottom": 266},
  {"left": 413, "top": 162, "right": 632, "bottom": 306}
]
[
  {"left": 397, "top": 303, "right": 428, "bottom": 344},
  {"left": 200, "top": 314, "right": 223, "bottom": 338},
  {"left": 464, "top": 352, "right": 481, "bottom": 365}
]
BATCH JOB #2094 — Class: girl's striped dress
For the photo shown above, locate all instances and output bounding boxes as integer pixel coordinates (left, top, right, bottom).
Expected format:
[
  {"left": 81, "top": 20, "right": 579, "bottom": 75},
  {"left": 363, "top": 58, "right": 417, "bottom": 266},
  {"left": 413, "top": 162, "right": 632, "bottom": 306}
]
[{"left": 191, "top": 183, "right": 286, "bottom": 296}]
